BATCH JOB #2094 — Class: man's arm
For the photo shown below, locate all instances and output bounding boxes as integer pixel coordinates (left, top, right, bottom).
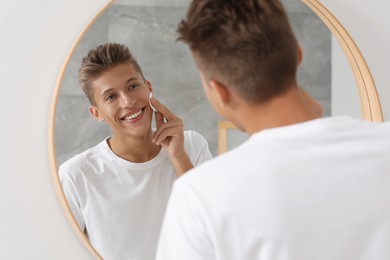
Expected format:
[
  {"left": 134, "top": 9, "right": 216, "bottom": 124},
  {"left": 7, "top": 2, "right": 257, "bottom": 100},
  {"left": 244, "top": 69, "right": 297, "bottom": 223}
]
[
  {"left": 59, "top": 167, "right": 86, "bottom": 232},
  {"left": 150, "top": 97, "right": 194, "bottom": 176}
]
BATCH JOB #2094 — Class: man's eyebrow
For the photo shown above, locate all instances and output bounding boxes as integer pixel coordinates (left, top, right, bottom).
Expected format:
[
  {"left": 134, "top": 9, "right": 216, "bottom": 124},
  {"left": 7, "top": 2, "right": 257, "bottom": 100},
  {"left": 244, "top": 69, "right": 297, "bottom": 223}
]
[
  {"left": 126, "top": 77, "right": 138, "bottom": 83},
  {"left": 100, "top": 77, "right": 139, "bottom": 97},
  {"left": 101, "top": 88, "right": 114, "bottom": 97}
]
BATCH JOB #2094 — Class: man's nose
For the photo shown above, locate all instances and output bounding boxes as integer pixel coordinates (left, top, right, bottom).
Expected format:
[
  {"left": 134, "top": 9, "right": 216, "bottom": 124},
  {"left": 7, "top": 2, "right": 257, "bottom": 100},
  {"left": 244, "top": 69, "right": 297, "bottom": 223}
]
[{"left": 119, "top": 92, "right": 136, "bottom": 107}]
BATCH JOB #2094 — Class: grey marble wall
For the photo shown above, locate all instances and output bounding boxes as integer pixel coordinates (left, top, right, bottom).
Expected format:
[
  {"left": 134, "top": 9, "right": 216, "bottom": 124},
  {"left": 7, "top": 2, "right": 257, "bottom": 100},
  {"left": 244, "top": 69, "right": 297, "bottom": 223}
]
[
  {"left": 55, "top": 0, "right": 331, "bottom": 165},
  {"left": 288, "top": 1, "right": 331, "bottom": 116}
]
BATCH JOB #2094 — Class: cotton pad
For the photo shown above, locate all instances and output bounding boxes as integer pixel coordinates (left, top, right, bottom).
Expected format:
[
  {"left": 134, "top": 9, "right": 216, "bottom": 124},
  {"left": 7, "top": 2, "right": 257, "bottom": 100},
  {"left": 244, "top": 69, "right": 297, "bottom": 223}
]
[{"left": 149, "top": 92, "right": 158, "bottom": 112}]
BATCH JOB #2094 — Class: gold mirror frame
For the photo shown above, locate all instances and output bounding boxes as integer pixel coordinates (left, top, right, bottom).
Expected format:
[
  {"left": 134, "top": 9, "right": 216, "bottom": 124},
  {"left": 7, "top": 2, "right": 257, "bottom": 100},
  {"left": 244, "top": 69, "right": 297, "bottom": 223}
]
[
  {"left": 48, "top": 0, "right": 384, "bottom": 258},
  {"left": 48, "top": 1, "right": 114, "bottom": 259},
  {"left": 303, "top": 0, "right": 383, "bottom": 122}
]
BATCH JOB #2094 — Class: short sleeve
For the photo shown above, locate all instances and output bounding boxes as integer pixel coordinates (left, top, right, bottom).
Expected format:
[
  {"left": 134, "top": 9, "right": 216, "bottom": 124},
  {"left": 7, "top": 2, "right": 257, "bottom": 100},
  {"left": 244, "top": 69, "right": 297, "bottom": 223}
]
[
  {"left": 156, "top": 180, "right": 214, "bottom": 260},
  {"left": 58, "top": 167, "right": 86, "bottom": 231},
  {"left": 185, "top": 130, "right": 213, "bottom": 166}
]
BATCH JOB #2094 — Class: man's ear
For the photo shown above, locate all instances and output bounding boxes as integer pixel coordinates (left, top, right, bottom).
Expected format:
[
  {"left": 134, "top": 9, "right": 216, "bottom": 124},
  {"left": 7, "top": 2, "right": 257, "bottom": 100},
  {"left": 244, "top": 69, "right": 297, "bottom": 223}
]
[
  {"left": 209, "top": 80, "right": 230, "bottom": 108},
  {"left": 297, "top": 45, "right": 303, "bottom": 66},
  {"left": 89, "top": 105, "right": 105, "bottom": 122},
  {"left": 145, "top": 80, "right": 153, "bottom": 93}
]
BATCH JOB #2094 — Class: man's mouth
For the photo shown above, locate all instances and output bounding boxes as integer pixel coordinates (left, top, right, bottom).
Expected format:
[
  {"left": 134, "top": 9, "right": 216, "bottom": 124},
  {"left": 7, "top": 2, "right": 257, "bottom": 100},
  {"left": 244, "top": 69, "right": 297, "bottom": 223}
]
[{"left": 121, "top": 108, "right": 144, "bottom": 121}]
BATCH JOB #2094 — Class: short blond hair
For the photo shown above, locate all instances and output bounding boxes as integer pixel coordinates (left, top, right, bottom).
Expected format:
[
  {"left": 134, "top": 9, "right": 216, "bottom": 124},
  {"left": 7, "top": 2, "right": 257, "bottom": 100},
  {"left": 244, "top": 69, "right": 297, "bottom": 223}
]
[{"left": 78, "top": 43, "right": 144, "bottom": 105}]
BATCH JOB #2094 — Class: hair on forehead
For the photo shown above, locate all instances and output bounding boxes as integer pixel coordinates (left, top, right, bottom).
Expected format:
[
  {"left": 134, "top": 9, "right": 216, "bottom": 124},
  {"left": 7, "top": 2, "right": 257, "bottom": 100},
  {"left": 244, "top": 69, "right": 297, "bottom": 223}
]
[{"left": 78, "top": 43, "right": 145, "bottom": 105}]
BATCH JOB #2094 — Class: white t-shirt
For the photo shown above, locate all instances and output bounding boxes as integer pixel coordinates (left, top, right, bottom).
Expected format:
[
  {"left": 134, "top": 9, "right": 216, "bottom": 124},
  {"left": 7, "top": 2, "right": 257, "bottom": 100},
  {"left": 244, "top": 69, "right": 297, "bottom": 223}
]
[
  {"left": 156, "top": 116, "right": 390, "bottom": 260},
  {"left": 59, "top": 130, "right": 212, "bottom": 260}
]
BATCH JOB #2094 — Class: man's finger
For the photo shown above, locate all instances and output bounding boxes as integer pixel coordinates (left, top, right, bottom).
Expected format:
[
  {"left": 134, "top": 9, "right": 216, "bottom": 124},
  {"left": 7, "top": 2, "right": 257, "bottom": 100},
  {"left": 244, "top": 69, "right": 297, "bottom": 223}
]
[
  {"left": 154, "top": 128, "right": 181, "bottom": 146},
  {"left": 153, "top": 121, "right": 183, "bottom": 143},
  {"left": 155, "top": 111, "right": 164, "bottom": 129},
  {"left": 150, "top": 97, "right": 180, "bottom": 122}
]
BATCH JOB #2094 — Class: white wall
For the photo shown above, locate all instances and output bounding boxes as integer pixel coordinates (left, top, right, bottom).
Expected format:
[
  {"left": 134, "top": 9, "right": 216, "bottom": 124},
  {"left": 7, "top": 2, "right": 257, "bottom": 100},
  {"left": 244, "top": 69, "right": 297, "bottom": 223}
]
[
  {"left": 0, "top": 1, "right": 108, "bottom": 259},
  {"left": 0, "top": 0, "right": 389, "bottom": 259},
  {"left": 323, "top": 0, "right": 390, "bottom": 120}
]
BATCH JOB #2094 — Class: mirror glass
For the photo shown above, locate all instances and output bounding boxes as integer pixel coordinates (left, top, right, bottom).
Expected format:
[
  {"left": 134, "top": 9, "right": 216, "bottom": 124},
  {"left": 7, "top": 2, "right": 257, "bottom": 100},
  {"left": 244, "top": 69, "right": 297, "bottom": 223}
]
[
  {"left": 54, "top": 0, "right": 355, "bottom": 257},
  {"left": 54, "top": 0, "right": 349, "bottom": 164}
]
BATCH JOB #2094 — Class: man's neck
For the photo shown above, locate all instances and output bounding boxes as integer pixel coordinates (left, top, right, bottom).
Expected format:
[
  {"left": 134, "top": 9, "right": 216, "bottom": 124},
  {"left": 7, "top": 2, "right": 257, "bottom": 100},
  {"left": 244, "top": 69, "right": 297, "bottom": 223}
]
[
  {"left": 232, "top": 86, "right": 322, "bottom": 135},
  {"left": 108, "top": 130, "right": 161, "bottom": 163}
]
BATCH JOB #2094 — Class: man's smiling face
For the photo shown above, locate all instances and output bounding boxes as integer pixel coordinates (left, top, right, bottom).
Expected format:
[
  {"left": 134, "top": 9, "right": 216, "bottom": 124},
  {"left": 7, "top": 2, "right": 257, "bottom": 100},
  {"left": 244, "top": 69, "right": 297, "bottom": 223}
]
[{"left": 89, "top": 62, "right": 154, "bottom": 138}]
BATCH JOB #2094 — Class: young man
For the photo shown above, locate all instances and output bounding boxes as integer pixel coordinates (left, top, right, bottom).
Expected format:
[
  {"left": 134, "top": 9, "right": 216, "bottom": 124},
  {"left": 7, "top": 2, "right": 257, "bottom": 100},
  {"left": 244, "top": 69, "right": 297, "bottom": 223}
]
[
  {"left": 156, "top": 1, "right": 390, "bottom": 259},
  {"left": 59, "top": 43, "right": 212, "bottom": 260}
]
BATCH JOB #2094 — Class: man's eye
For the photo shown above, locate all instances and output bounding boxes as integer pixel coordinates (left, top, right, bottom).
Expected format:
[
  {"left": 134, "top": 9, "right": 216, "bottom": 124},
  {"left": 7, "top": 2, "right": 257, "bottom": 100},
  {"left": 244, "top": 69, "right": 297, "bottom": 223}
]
[
  {"left": 105, "top": 94, "right": 116, "bottom": 101},
  {"left": 129, "top": 84, "right": 139, "bottom": 90}
]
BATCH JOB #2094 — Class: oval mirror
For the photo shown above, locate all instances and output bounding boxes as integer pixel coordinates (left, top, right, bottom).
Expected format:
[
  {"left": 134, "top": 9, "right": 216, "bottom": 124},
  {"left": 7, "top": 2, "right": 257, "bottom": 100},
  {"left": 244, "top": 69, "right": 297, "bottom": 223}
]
[{"left": 48, "top": 0, "right": 383, "bottom": 258}]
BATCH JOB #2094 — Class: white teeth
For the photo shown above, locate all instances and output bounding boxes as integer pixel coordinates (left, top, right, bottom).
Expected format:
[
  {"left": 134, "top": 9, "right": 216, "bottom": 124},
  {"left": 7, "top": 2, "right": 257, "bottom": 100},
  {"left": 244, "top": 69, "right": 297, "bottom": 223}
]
[{"left": 123, "top": 110, "right": 142, "bottom": 120}]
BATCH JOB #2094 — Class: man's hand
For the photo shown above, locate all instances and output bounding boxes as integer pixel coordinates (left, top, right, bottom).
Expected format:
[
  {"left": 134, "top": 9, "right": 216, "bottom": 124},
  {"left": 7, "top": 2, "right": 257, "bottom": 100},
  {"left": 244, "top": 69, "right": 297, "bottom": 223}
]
[{"left": 150, "top": 97, "right": 193, "bottom": 176}]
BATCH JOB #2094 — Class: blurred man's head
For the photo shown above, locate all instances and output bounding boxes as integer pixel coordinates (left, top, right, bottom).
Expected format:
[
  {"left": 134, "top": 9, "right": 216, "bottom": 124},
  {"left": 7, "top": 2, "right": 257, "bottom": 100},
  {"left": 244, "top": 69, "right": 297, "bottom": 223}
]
[{"left": 177, "top": 0, "right": 299, "bottom": 107}]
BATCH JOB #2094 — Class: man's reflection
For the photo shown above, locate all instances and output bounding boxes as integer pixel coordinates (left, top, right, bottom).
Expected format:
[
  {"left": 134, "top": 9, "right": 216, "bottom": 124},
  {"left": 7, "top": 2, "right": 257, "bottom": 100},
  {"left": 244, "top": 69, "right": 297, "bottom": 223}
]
[{"left": 59, "top": 43, "right": 212, "bottom": 260}]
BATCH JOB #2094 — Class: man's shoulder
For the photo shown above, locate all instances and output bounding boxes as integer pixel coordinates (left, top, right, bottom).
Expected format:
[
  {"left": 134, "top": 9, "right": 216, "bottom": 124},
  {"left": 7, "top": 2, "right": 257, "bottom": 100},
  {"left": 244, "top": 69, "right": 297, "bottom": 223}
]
[
  {"left": 183, "top": 130, "right": 204, "bottom": 141},
  {"left": 59, "top": 140, "right": 106, "bottom": 176},
  {"left": 183, "top": 130, "right": 209, "bottom": 150},
  {"left": 179, "top": 146, "right": 241, "bottom": 183}
]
